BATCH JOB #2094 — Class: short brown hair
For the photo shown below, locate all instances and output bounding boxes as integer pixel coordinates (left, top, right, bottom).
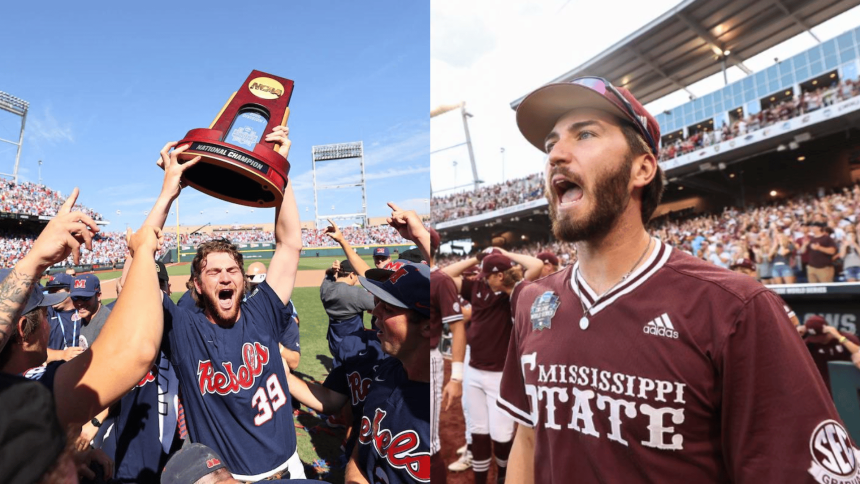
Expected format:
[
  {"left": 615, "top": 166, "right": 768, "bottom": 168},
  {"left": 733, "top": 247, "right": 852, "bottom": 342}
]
[
  {"left": 501, "top": 265, "right": 524, "bottom": 289},
  {"left": 190, "top": 240, "right": 245, "bottom": 308},
  {"left": 620, "top": 123, "right": 665, "bottom": 225}
]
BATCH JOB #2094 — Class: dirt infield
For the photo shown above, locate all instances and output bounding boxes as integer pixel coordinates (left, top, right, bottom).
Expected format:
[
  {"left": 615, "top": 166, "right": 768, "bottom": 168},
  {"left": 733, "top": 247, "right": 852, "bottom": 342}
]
[{"left": 99, "top": 268, "right": 326, "bottom": 300}]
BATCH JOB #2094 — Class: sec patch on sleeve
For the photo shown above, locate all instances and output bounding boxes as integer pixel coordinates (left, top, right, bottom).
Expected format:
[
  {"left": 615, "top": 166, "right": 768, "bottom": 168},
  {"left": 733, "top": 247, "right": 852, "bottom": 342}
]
[{"left": 808, "top": 419, "right": 860, "bottom": 483}]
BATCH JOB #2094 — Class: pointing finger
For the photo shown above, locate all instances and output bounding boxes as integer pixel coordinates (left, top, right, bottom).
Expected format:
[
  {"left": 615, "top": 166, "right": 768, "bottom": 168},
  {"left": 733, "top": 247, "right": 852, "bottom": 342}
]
[
  {"left": 59, "top": 188, "right": 80, "bottom": 215},
  {"left": 387, "top": 202, "right": 402, "bottom": 212}
]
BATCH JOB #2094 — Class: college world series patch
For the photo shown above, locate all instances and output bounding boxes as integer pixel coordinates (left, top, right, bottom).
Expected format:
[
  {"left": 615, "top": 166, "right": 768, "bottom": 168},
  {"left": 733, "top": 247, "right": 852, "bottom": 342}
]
[{"left": 531, "top": 291, "right": 560, "bottom": 331}]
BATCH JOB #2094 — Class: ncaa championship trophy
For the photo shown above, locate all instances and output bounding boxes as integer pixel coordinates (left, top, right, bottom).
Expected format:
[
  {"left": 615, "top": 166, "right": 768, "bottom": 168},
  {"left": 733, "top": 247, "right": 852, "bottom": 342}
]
[{"left": 175, "top": 70, "right": 295, "bottom": 207}]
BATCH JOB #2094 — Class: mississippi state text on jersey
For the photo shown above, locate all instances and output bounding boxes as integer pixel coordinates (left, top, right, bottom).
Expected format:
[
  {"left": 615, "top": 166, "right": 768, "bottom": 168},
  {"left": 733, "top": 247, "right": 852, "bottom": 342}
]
[{"left": 498, "top": 238, "right": 858, "bottom": 484}]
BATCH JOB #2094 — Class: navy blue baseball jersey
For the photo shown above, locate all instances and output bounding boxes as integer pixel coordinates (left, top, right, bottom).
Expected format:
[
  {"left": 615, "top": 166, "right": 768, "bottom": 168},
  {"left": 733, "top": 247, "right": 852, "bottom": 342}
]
[
  {"left": 323, "top": 329, "right": 388, "bottom": 455},
  {"left": 22, "top": 361, "right": 64, "bottom": 391},
  {"left": 161, "top": 281, "right": 296, "bottom": 481},
  {"left": 356, "top": 357, "right": 430, "bottom": 483},
  {"left": 47, "top": 306, "right": 80, "bottom": 350},
  {"left": 273, "top": 295, "right": 300, "bottom": 354},
  {"left": 97, "top": 351, "right": 180, "bottom": 484},
  {"left": 328, "top": 314, "right": 366, "bottom": 368}
]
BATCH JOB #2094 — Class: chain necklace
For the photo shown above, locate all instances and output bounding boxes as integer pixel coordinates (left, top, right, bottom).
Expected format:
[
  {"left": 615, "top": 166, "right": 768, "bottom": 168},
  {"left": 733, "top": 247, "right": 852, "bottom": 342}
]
[{"left": 575, "top": 238, "right": 653, "bottom": 330}]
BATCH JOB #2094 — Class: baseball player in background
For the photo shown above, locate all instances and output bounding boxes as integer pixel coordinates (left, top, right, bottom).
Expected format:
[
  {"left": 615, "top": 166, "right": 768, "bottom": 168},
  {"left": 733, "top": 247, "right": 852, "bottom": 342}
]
[
  {"left": 429, "top": 227, "right": 466, "bottom": 482},
  {"left": 442, "top": 248, "right": 543, "bottom": 484},
  {"left": 498, "top": 76, "right": 857, "bottom": 483},
  {"left": 95, "top": 259, "right": 181, "bottom": 483},
  {"left": 372, "top": 246, "right": 392, "bottom": 268},
  {"left": 141, "top": 126, "right": 305, "bottom": 481},
  {"left": 536, "top": 251, "right": 560, "bottom": 277},
  {"left": 0, "top": 187, "right": 167, "bottom": 484},
  {"left": 44, "top": 273, "right": 83, "bottom": 363}
]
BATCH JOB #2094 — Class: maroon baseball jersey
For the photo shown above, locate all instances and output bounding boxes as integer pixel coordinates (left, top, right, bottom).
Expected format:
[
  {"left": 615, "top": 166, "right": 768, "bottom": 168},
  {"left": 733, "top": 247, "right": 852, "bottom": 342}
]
[
  {"left": 430, "top": 269, "right": 463, "bottom": 349},
  {"left": 461, "top": 276, "right": 512, "bottom": 372},
  {"left": 806, "top": 331, "right": 860, "bottom": 393},
  {"left": 498, "top": 238, "right": 858, "bottom": 483}
]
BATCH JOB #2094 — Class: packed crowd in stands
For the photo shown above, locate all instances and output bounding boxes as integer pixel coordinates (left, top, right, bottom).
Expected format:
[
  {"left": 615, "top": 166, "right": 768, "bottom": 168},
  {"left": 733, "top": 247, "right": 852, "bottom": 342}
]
[
  {"left": 436, "top": 183, "right": 860, "bottom": 284},
  {"left": 0, "top": 179, "right": 104, "bottom": 221},
  {"left": 180, "top": 230, "right": 275, "bottom": 246},
  {"left": 432, "top": 173, "right": 543, "bottom": 221},
  {"left": 659, "top": 79, "right": 860, "bottom": 162},
  {"left": 302, "top": 225, "right": 408, "bottom": 247}
]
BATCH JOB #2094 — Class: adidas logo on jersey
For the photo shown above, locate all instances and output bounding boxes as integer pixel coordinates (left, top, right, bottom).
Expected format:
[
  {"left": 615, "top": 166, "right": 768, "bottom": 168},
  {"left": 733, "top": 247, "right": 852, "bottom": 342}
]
[{"left": 643, "top": 313, "right": 679, "bottom": 339}]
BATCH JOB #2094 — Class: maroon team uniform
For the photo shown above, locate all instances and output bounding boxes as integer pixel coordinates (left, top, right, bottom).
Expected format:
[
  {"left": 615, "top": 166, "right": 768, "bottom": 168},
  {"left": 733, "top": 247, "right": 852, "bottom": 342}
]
[{"left": 498, "top": 238, "right": 859, "bottom": 483}]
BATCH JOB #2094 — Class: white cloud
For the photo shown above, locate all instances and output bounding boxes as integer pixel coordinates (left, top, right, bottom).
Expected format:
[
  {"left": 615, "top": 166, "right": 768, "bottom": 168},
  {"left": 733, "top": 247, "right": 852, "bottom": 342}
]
[{"left": 26, "top": 106, "right": 74, "bottom": 146}]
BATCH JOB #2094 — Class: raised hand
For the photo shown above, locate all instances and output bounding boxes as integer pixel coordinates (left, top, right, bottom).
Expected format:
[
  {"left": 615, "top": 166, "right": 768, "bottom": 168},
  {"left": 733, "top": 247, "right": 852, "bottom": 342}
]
[
  {"left": 157, "top": 142, "right": 202, "bottom": 201},
  {"left": 324, "top": 219, "right": 345, "bottom": 244},
  {"left": 264, "top": 125, "right": 291, "bottom": 159},
  {"left": 386, "top": 202, "right": 428, "bottom": 243},
  {"left": 128, "top": 226, "right": 163, "bottom": 258},
  {"left": 28, "top": 188, "right": 99, "bottom": 266}
]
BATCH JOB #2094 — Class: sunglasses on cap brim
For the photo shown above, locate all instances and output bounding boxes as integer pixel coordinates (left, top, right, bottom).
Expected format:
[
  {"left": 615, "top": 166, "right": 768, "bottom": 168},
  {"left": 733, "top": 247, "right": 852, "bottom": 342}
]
[{"left": 571, "top": 76, "right": 658, "bottom": 156}]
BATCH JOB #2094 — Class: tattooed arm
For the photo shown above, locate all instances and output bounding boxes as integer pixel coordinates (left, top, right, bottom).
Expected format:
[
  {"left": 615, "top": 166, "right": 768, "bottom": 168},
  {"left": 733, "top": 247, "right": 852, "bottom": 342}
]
[{"left": 0, "top": 188, "right": 96, "bottom": 353}]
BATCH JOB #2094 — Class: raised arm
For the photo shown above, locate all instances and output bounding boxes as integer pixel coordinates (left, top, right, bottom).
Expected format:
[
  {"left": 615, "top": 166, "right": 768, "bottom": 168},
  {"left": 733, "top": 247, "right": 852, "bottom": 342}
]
[
  {"left": 386, "top": 203, "right": 431, "bottom": 265},
  {"left": 54, "top": 225, "right": 164, "bottom": 428},
  {"left": 441, "top": 257, "right": 478, "bottom": 279},
  {"left": 285, "top": 372, "right": 348, "bottom": 415},
  {"left": 498, "top": 249, "right": 545, "bottom": 281},
  {"left": 0, "top": 188, "right": 96, "bottom": 354},
  {"left": 264, "top": 126, "right": 302, "bottom": 304},
  {"left": 145, "top": 142, "right": 202, "bottom": 230},
  {"left": 325, "top": 219, "right": 371, "bottom": 276}
]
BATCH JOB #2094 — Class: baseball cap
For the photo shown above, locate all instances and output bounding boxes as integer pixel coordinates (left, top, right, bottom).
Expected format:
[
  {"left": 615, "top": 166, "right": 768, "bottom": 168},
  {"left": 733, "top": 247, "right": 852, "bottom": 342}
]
[
  {"left": 373, "top": 247, "right": 390, "bottom": 258},
  {"left": 339, "top": 260, "right": 356, "bottom": 274},
  {"left": 365, "top": 260, "right": 409, "bottom": 282},
  {"left": 0, "top": 373, "right": 67, "bottom": 483},
  {"left": 0, "top": 269, "right": 67, "bottom": 315},
  {"left": 479, "top": 253, "right": 515, "bottom": 279},
  {"left": 70, "top": 274, "right": 100, "bottom": 298},
  {"left": 399, "top": 248, "right": 426, "bottom": 264},
  {"left": 516, "top": 77, "right": 660, "bottom": 156},
  {"left": 804, "top": 315, "right": 827, "bottom": 335},
  {"left": 359, "top": 263, "right": 431, "bottom": 318},
  {"left": 429, "top": 228, "right": 441, "bottom": 252},
  {"left": 476, "top": 247, "right": 501, "bottom": 263},
  {"left": 536, "top": 251, "right": 559, "bottom": 267},
  {"left": 156, "top": 261, "right": 169, "bottom": 284},
  {"left": 729, "top": 258, "right": 756, "bottom": 271},
  {"left": 45, "top": 273, "right": 73, "bottom": 290},
  {"left": 161, "top": 443, "right": 226, "bottom": 484}
]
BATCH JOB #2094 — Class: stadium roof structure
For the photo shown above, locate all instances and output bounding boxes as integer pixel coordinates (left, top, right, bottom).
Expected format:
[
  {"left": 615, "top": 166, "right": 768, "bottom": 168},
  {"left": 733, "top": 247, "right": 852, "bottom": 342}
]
[{"left": 511, "top": 0, "right": 860, "bottom": 109}]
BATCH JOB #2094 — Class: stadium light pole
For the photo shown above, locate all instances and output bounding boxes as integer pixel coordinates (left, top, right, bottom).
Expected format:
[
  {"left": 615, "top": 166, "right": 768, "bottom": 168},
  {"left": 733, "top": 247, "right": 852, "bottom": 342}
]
[{"left": 38, "top": 160, "right": 42, "bottom": 185}]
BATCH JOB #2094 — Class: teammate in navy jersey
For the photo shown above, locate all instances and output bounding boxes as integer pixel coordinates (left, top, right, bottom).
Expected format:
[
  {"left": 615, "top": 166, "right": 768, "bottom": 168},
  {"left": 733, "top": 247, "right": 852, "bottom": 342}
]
[
  {"left": 500, "top": 77, "right": 859, "bottom": 484},
  {"left": 141, "top": 127, "right": 304, "bottom": 481},
  {"left": 94, "top": 259, "right": 180, "bottom": 483},
  {"left": 286, "top": 327, "right": 387, "bottom": 456},
  {"left": 344, "top": 204, "right": 433, "bottom": 484},
  {"left": 44, "top": 272, "right": 84, "bottom": 362},
  {"left": 0, "top": 188, "right": 165, "bottom": 438}
]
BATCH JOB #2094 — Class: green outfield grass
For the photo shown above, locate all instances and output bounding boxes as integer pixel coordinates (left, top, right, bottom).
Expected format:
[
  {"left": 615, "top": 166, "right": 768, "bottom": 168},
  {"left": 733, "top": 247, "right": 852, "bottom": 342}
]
[{"left": 84, "top": 255, "right": 379, "bottom": 285}]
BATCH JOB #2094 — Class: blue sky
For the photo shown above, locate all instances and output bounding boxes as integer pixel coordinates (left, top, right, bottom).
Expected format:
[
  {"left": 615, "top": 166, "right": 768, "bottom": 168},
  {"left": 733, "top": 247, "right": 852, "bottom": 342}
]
[{"left": 0, "top": 1, "right": 429, "bottom": 232}]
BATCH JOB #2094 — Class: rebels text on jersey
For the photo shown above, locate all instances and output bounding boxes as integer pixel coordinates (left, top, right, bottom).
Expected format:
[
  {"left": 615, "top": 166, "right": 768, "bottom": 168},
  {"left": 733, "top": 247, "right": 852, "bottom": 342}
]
[
  {"left": 430, "top": 269, "right": 462, "bottom": 349},
  {"left": 324, "top": 329, "right": 387, "bottom": 455},
  {"left": 162, "top": 281, "right": 295, "bottom": 481},
  {"left": 357, "top": 357, "right": 430, "bottom": 483},
  {"left": 461, "top": 276, "right": 512, "bottom": 371},
  {"left": 497, "top": 239, "right": 858, "bottom": 484}
]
